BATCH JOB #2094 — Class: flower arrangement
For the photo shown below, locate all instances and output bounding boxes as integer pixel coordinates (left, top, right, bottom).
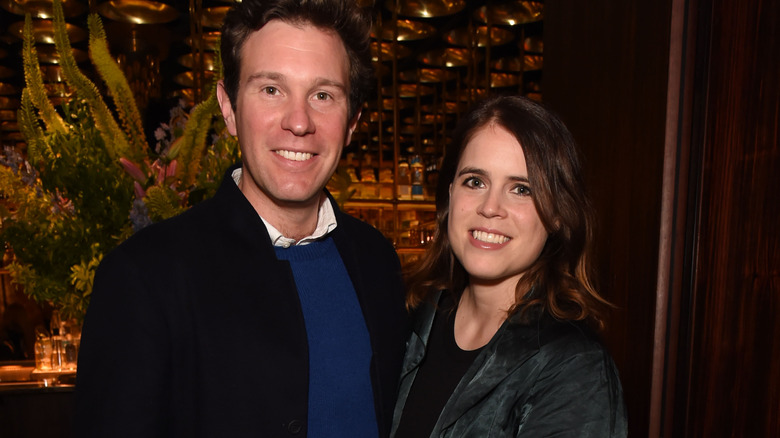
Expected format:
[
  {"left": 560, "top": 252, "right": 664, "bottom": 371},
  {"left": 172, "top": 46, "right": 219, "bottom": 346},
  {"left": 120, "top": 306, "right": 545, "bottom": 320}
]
[{"left": 0, "top": 0, "right": 239, "bottom": 320}]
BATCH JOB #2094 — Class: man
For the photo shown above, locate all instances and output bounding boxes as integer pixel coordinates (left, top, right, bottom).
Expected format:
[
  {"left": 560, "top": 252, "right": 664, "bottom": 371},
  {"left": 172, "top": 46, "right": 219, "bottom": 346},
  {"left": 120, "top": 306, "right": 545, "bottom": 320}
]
[{"left": 74, "top": 1, "right": 408, "bottom": 436}]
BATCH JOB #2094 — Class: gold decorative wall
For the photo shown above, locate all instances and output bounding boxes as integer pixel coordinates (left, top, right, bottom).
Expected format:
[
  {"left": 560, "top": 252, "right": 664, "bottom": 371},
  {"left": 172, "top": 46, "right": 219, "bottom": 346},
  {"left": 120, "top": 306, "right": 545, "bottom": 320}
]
[{"left": 0, "top": 0, "right": 543, "bottom": 257}]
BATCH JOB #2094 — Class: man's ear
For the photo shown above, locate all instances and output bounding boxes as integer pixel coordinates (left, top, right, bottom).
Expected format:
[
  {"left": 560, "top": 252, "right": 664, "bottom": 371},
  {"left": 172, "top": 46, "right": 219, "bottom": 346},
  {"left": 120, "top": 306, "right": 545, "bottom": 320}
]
[
  {"left": 217, "top": 80, "right": 237, "bottom": 136},
  {"left": 345, "top": 108, "right": 362, "bottom": 145}
]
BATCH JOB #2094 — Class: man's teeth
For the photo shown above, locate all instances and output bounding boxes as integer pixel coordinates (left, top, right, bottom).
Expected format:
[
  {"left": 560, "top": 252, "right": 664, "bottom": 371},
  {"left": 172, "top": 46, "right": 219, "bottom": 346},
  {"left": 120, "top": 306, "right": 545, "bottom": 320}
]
[
  {"left": 276, "top": 150, "right": 313, "bottom": 161},
  {"left": 472, "top": 230, "right": 510, "bottom": 244}
]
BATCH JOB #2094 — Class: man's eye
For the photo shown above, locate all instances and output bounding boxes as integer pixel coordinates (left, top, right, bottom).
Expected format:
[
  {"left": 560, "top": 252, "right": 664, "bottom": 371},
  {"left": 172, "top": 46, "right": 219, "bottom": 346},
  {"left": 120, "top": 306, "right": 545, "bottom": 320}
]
[
  {"left": 262, "top": 86, "right": 278, "bottom": 95},
  {"left": 315, "top": 92, "right": 332, "bottom": 100}
]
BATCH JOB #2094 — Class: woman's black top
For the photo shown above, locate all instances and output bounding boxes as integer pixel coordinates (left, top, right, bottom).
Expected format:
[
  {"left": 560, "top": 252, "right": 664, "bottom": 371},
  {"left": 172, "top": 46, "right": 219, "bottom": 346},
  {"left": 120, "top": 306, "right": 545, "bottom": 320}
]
[{"left": 394, "top": 294, "right": 484, "bottom": 438}]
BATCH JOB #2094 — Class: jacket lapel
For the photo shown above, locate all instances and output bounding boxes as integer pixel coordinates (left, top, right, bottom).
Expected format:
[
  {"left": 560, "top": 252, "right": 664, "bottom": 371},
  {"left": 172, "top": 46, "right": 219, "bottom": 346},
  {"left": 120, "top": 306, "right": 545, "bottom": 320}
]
[
  {"left": 400, "top": 298, "right": 438, "bottom": 377},
  {"left": 434, "top": 316, "right": 541, "bottom": 432}
]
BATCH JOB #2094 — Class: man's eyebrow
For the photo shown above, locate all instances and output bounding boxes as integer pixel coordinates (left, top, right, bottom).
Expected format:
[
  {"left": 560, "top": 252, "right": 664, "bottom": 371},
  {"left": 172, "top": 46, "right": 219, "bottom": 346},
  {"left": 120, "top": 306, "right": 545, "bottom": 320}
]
[
  {"left": 245, "top": 71, "right": 284, "bottom": 83},
  {"left": 315, "top": 78, "right": 348, "bottom": 92},
  {"left": 244, "top": 72, "right": 347, "bottom": 92}
]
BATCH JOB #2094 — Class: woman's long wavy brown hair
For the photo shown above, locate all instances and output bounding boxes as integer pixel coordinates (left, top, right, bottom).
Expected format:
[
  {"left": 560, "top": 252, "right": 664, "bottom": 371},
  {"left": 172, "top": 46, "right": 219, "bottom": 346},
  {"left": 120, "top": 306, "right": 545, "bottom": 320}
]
[{"left": 405, "top": 95, "right": 611, "bottom": 330}]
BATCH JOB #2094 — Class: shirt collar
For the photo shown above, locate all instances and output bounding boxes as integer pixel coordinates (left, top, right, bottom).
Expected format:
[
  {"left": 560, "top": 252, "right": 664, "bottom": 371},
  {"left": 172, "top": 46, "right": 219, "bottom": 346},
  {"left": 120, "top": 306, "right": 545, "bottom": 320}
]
[{"left": 231, "top": 167, "right": 338, "bottom": 248}]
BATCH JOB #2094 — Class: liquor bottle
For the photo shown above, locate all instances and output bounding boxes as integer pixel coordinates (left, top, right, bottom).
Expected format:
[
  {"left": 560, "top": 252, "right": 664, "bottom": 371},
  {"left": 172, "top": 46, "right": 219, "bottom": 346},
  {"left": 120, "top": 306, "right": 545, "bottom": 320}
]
[
  {"left": 344, "top": 153, "right": 361, "bottom": 199},
  {"left": 410, "top": 155, "right": 425, "bottom": 200},
  {"left": 378, "top": 161, "right": 394, "bottom": 200},
  {"left": 398, "top": 159, "right": 411, "bottom": 200},
  {"left": 360, "top": 154, "right": 378, "bottom": 199},
  {"left": 34, "top": 329, "right": 52, "bottom": 371},
  {"left": 50, "top": 310, "right": 63, "bottom": 371},
  {"left": 425, "top": 156, "right": 440, "bottom": 201}
]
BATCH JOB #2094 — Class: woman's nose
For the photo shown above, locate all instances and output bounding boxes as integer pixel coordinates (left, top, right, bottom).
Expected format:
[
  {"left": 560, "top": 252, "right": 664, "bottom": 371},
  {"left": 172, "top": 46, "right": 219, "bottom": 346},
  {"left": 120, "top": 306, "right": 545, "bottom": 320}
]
[{"left": 477, "top": 189, "right": 505, "bottom": 218}]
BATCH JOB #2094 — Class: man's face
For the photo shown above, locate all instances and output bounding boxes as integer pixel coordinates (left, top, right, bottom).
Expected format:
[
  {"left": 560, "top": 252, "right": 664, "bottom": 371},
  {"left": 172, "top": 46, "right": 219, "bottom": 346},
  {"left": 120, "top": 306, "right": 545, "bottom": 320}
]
[{"left": 218, "top": 20, "right": 358, "bottom": 213}]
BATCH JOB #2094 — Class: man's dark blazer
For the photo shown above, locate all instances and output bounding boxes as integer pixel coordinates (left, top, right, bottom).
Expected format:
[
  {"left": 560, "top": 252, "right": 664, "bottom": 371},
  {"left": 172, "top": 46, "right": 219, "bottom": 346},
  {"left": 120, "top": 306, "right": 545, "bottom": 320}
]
[{"left": 75, "top": 167, "right": 409, "bottom": 437}]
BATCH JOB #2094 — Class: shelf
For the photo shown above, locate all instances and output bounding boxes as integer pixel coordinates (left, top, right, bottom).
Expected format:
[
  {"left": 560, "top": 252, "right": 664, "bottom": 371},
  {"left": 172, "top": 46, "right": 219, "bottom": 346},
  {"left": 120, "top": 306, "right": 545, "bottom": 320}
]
[
  {"left": 343, "top": 199, "right": 436, "bottom": 211},
  {"left": 396, "top": 246, "right": 428, "bottom": 253}
]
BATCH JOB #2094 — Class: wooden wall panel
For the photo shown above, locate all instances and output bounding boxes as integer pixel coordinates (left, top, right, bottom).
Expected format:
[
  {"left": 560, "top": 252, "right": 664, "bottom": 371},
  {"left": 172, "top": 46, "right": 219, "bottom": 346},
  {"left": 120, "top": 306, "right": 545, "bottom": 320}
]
[
  {"left": 544, "top": 1, "right": 673, "bottom": 436},
  {"left": 674, "top": 0, "right": 780, "bottom": 435},
  {"left": 545, "top": 0, "right": 779, "bottom": 436}
]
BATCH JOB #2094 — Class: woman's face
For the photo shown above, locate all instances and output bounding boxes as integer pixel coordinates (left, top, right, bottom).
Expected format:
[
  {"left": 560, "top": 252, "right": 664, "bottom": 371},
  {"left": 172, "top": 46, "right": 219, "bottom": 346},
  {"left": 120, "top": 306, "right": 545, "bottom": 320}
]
[{"left": 448, "top": 123, "right": 549, "bottom": 287}]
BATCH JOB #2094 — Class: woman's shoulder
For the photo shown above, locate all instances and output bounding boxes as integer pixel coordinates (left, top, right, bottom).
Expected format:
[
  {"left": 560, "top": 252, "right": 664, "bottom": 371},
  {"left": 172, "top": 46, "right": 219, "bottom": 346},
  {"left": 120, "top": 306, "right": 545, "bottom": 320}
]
[
  {"left": 533, "top": 317, "right": 612, "bottom": 360},
  {"left": 499, "top": 317, "right": 623, "bottom": 398}
]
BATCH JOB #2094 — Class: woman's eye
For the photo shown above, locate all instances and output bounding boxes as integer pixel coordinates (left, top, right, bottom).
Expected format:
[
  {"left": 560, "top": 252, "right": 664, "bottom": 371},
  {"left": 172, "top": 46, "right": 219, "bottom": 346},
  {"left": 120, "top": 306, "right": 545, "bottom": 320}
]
[
  {"left": 463, "top": 176, "right": 484, "bottom": 189},
  {"left": 512, "top": 184, "right": 532, "bottom": 196}
]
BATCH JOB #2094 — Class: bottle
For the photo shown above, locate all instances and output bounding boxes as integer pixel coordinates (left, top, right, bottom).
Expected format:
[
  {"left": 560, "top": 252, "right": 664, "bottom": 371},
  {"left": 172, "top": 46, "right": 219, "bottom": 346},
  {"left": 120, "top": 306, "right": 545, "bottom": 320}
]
[
  {"left": 410, "top": 155, "right": 425, "bottom": 200},
  {"left": 378, "top": 161, "right": 394, "bottom": 200},
  {"left": 34, "top": 329, "right": 52, "bottom": 371},
  {"left": 345, "top": 153, "right": 361, "bottom": 199},
  {"left": 425, "top": 156, "right": 440, "bottom": 201},
  {"left": 360, "top": 154, "right": 378, "bottom": 199},
  {"left": 397, "top": 159, "right": 411, "bottom": 200},
  {"left": 50, "top": 310, "right": 63, "bottom": 371}
]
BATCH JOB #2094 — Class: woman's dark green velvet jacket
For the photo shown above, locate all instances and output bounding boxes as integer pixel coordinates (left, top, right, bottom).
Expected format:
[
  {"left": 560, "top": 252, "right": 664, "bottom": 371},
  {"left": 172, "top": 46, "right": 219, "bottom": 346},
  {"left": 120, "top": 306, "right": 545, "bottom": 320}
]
[{"left": 390, "top": 291, "right": 627, "bottom": 437}]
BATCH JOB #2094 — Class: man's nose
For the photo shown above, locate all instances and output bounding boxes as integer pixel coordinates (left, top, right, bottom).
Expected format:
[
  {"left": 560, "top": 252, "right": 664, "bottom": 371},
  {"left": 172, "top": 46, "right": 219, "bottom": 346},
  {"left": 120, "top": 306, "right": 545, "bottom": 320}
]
[{"left": 281, "top": 98, "right": 315, "bottom": 136}]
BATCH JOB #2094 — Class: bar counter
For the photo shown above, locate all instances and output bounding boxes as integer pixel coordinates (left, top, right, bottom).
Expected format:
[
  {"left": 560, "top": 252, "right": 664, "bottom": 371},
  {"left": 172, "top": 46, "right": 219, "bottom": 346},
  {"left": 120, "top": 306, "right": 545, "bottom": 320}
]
[{"left": 0, "top": 362, "right": 74, "bottom": 438}]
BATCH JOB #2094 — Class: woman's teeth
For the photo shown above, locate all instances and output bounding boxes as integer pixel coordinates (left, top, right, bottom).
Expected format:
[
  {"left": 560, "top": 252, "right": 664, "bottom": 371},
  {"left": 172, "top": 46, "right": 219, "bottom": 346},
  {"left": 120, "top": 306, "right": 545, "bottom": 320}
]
[{"left": 472, "top": 230, "right": 509, "bottom": 244}]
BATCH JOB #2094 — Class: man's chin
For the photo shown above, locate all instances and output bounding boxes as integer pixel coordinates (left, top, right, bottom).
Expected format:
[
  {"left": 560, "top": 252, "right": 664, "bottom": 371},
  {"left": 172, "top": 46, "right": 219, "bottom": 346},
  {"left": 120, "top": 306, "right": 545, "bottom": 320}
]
[{"left": 268, "top": 189, "right": 326, "bottom": 208}]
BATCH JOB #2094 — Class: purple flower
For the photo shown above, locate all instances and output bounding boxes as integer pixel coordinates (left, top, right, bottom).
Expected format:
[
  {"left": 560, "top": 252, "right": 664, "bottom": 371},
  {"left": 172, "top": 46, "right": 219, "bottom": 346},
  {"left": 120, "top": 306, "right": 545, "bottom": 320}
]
[{"left": 129, "top": 198, "right": 152, "bottom": 232}]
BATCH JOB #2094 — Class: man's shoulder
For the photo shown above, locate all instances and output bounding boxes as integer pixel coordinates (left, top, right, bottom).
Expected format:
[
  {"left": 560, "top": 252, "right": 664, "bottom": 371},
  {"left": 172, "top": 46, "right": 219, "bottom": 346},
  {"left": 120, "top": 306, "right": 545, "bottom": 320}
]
[{"left": 108, "top": 196, "right": 225, "bottom": 260}]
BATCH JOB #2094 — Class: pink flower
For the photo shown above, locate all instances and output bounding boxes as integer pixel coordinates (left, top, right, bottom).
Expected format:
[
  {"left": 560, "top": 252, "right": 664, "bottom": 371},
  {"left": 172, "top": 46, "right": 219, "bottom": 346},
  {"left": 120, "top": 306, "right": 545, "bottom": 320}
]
[
  {"left": 166, "top": 160, "right": 177, "bottom": 178},
  {"left": 119, "top": 158, "right": 147, "bottom": 183},
  {"left": 133, "top": 181, "right": 146, "bottom": 199}
]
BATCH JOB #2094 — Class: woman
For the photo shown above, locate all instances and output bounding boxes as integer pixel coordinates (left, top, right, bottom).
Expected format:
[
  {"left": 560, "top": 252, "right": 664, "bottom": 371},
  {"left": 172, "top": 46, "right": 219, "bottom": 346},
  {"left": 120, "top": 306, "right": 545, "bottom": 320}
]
[{"left": 391, "top": 95, "right": 627, "bottom": 437}]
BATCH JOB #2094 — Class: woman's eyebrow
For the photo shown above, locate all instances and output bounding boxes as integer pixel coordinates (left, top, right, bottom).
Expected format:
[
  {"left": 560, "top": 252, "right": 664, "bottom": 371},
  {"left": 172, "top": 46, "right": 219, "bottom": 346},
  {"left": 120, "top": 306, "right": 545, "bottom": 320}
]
[
  {"left": 456, "top": 166, "right": 486, "bottom": 177},
  {"left": 456, "top": 167, "right": 529, "bottom": 183}
]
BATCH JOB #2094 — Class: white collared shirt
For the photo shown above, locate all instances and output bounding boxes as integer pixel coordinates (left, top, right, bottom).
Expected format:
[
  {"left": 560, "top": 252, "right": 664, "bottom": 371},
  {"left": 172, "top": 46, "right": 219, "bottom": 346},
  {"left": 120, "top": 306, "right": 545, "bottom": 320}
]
[{"left": 231, "top": 167, "right": 337, "bottom": 248}]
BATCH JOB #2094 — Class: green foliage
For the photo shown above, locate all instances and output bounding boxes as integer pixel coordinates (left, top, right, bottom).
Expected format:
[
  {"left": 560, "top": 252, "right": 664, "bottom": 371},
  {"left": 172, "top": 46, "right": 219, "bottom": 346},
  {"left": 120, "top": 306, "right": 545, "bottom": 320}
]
[
  {"left": 144, "top": 186, "right": 187, "bottom": 222},
  {"left": 86, "top": 13, "right": 147, "bottom": 162},
  {"left": 191, "top": 123, "right": 240, "bottom": 205},
  {"left": 70, "top": 248, "right": 102, "bottom": 305},
  {"left": 21, "top": 16, "right": 67, "bottom": 137},
  {"left": 177, "top": 97, "right": 218, "bottom": 187},
  {"left": 1, "top": 99, "right": 135, "bottom": 319},
  {"left": 18, "top": 90, "right": 52, "bottom": 164},
  {"left": 0, "top": 0, "right": 239, "bottom": 320},
  {"left": 51, "top": 1, "right": 138, "bottom": 165}
]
